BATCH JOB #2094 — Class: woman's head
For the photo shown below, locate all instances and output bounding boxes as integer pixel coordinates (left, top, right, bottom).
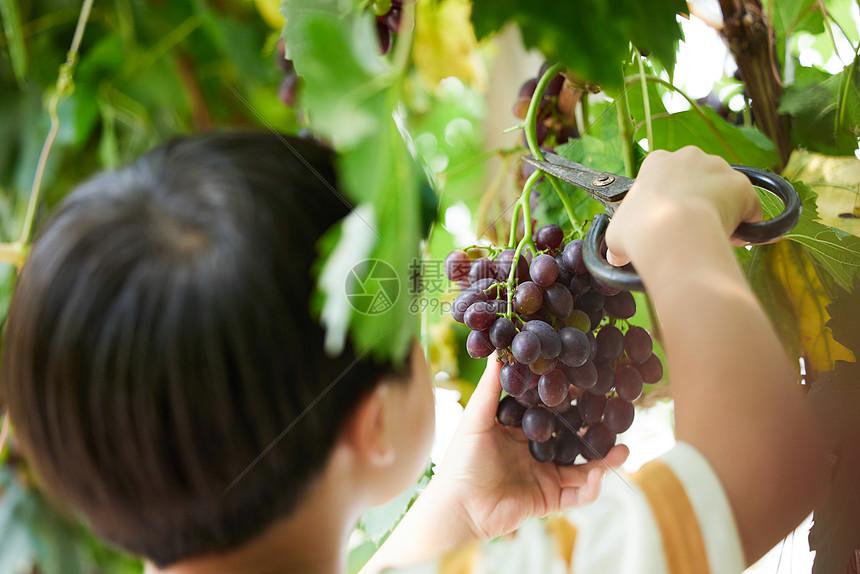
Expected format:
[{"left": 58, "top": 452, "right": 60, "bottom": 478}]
[{"left": 0, "top": 132, "right": 433, "bottom": 566}]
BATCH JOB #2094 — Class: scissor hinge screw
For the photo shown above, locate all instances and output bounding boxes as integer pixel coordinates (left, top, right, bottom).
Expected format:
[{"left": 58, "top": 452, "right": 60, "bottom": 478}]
[{"left": 592, "top": 174, "right": 615, "bottom": 187}]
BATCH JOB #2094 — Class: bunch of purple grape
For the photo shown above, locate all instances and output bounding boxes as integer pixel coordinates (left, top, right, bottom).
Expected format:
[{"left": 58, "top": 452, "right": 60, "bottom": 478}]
[
  {"left": 445, "top": 224, "right": 663, "bottom": 465},
  {"left": 512, "top": 64, "right": 579, "bottom": 150}
]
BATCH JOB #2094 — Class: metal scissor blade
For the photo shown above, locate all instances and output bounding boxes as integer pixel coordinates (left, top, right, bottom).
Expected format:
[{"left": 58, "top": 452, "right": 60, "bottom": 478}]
[{"left": 523, "top": 153, "right": 635, "bottom": 205}]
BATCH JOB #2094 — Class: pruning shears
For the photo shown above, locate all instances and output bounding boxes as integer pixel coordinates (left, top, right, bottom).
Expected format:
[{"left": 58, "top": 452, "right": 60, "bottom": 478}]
[{"left": 522, "top": 153, "right": 802, "bottom": 291}]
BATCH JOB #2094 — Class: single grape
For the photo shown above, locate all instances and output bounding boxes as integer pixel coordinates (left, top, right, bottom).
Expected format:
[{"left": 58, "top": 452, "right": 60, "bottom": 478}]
[
  {"left": 595, "top": 325, "right": 624, "bottom": 362},
  {"left": 522, "top": 320, "right": 561, "bottom": 359},
  {"left": 575, "top": 290, "right": 605, "bottom": 313},
  {"left": 603, "top": 290, "right": 636, "bottom": 319},
  {"left": 495, "top": 249, "right": 529, "bottom": 283},
  {"left": 468, "top": 257, "right": 496, "bottom": 284},
  {"left": 544, "top": 74, "right": 565, "bottom": 97},
  {"left": 444, "top": 249, "right": 471, "bottom": 282},
  {"left": 635, "top": 353, "right": 664, "bottom": 384},
  {"left": 496, "top": 395, "right": 526, "bottom": 427},
  {"left": 470, "top": 278, "right": 505, "bottom": 300},
  {"left": 370, "top": 0, "right": 392, "bottom": 15},
  {"left": 466, "top": 330, "right": 494, "bottom": 359},
  {"left": 544, "top": 283, "right": 573, "bottom": 318},
  {"left": 586, "top": 308, "right": 604, "bottom": 332},
  {"left": 529, "top": 254, "right": 559, "bottom": 287},
  {"left": 562, "top": 239, "right": 587, "bottom": 275},
  {"left": 490, "top": 318, "right": 517, "bottom": 349},
  {"left": 558, "top": 326, "right": 590, "bottom": 367},
  {"left": 581, "top": 422, "right": 616, "bottom": 461},
  {"left": 515, "top": 385, "right": 540, "bottom": 407},
  {"left": 604, "top": 397, "right": 635, "bottom": 433},
  {"left": 556, "top": 125, "right": 579, "bottom": 145},
  {"left": 587, "top": 332, "right": 598, "bottom": 361},
  {"left": 554, "top": 430, "right": 582, "bottom": 465},
  {"left": 590, "top": 362, "right": 615, "bottom": 395},
  {"left": 451, "top": 289, "right": 488, "bottom": 323},
  {"left": 551, "top": 397, "right": 572, "bottom": 413},
  {"left": 591, "top": 277, "right": 621, "bottom": 296},
  {"left": 534, "top": 224, "right": 563, "bottom": 251},
  {"left": 464, "top": 301, "right": 497, "bottom": 331},
  {"left": 569, "top": 274, "right": 590, "bottom": 297},
  {"left": 538, "top": 369, "right": 569, "bottom": 407},
  {"left": 532, "top": 120, "right": 549, "bottom": 146},
  {"left": 564, "top": 309, "right": 591, "bottom": 333},
  {"left": 382, "top": 5, "right": 402, "bottom": 32},
  {"left": 624, "top": 326, "right": 653, "bottom": 364},
  {"left": 555, "top": 255, "right": 574, "bottom": 287},
  {"left": 511, "top": 331, "right": 541, "bottom": 364},
  {"left": 577, "top": 391, "right": 607, "bottom": 425},
  {"left": 500, "top": 362, "right": 531, "bottom": 397},
  {"left": 513, "top": 281, "right": 543, "bottom": 315},
  {"left": 555, "top": 405, "right": 583, "bottom": 433},
  {"left": 519, "top": 78, "right": 538, "bottom": 99},
  {"left": 614, "top": 366, "right": 644, "bottom": 401},
  {"left": 486, "top": 299, "right": 507, "bottom": 315},
  {"left": 529, "top": 356, "right": 558, "bottom": 375},
  {"left": 529, "top": 437, "right": 557, "bottom": 463},
  {"left": 377, "top": 20, "right": 392, "bottom": 54},
  {"left": 512, "top": 97, "right": 531, "bottom": 120},
  {"left": 522, "top": 406, "right": 555, "bottom": 443},
  {"left": 565, "top": 360, "right": 597, "bottom": 389}
]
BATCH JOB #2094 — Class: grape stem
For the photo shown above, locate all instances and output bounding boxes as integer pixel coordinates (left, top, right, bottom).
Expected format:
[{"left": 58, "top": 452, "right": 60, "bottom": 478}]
[
  {"left": 504, "top": 169, "right": 541, "bottom": 318},
  {"left": 636, "top": 52, "right": 653, "bottom": 153},
  {"left": 522, "top": 63, "right": 579, "bottom": 231}
]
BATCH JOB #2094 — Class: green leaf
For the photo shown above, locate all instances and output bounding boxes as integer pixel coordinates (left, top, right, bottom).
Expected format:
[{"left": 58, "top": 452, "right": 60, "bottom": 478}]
[
  {"left": 767, "top": 0, "right": 824, "bottom": 39},
  {"left": 283, "top": 0, "right": 390, "bottom": 148},
  {"left": 0, "top": 468, "right": 87, "bottom": 574},
  {"left": 642, "top": 106, "right": 780, "bottom": 168},
  {"left": 782, "top": 150, "right": 860, "bottom": 236},
  {"left": 780, "top": 181, "right": 860, "bottom": 290},
  {"left": 470, "top": 0, "right": 686, "bottom": 91},
  {"left": 780, "top": 61, "right": 860, "bottom": 156},
  {"left": 284, "top": 0, "right": 431, "bottom": 361},
  {"left": 0, "top": 0, "right": 28, "bottom": 86}
]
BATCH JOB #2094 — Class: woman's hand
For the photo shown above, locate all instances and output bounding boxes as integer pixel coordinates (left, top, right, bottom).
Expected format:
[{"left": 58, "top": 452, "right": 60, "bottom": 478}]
[
  {"left": 605, "top": 146, "right": 761, "bottom": 267},
  {"left": 432, "top": 355, "right": 629, "bottom": 540}
]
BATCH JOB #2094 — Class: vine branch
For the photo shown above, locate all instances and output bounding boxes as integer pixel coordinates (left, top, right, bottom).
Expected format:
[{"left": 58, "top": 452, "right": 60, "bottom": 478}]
[
  {"left": 717, "top": 0, "right": 791, "bottom": 168},
  {"left": 19, "top": 0, "right": 95, "bottom": 248}
]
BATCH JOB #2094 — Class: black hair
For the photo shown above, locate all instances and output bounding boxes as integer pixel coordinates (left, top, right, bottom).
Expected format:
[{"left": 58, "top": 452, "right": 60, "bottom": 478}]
[{"left": 0, "top": 131, "right": 410, "bottom": 566}]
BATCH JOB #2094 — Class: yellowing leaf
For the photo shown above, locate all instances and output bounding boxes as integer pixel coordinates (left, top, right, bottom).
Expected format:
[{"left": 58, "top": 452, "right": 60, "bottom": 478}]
[
  {"left": 783, "top": 150, "right": 860, "bottom": 237},
  {"left": 414, "top": 0, "right": 483, "bottom": 89},
  {"left": 770, "top": 241, "right": 855, "bottom": 376},
  {"left": 253, "top": 0, "right": 285, "bottom": 29}
]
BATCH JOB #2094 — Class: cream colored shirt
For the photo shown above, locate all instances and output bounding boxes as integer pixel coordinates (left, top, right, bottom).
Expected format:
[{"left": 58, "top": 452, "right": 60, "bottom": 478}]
[{"left": 388, "top": 442, "right": 745, "bottom": 574}]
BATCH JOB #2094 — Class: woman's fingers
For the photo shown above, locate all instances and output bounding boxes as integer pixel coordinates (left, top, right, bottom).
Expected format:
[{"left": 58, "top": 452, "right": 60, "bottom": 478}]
[
  {"left": 554, "top": 443, "right": 629, "bottom": 488},
  {"left": 559, "top": 467, "right": 605, "bottom": 508},
  {"left": 460, "top": 354, "right": 503, "bottom": 431}
]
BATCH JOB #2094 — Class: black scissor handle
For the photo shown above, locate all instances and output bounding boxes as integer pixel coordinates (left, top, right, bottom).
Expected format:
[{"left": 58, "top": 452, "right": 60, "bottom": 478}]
[{"left": 583, "top": 166, "right": 801, "bottom": 292}]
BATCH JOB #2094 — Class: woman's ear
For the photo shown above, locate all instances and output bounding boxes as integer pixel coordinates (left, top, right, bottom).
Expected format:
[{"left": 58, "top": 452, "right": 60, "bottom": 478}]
[{"left": 342, "top": 384, "right": 396, "bottom": 467}]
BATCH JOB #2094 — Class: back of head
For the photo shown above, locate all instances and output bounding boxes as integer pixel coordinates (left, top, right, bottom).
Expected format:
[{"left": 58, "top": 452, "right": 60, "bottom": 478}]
[{"left": 0, "top": 131, "right": 404, "bottom": 566}]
